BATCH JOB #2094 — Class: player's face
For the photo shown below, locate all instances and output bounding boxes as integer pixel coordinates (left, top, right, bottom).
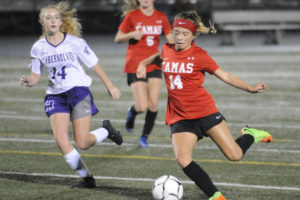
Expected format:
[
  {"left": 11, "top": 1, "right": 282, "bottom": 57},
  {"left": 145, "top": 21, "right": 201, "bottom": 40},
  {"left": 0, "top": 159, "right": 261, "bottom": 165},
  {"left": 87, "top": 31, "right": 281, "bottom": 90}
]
[
  {"left": 42, "top": 8, "right": 62, "bottom": 36},
  {"left": 173, "top": 27, "right": 196, "bottom": 51},
  {"left": 138, "top": 0, "right": 155, "bottom": 9}
]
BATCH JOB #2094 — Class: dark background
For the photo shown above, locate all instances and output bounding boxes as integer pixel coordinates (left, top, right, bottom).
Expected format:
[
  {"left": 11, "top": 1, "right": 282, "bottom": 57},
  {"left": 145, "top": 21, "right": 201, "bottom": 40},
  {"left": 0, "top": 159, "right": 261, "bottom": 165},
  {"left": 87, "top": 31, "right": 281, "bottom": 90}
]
[{"left": 1, "top": 0, "right": 300, "bottom": 36}]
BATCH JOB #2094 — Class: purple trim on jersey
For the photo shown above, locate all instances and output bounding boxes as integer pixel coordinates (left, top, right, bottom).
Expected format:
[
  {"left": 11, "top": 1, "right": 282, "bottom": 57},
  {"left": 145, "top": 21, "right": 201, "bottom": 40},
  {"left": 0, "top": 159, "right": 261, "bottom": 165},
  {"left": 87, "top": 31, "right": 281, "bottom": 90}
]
[
  {"left": 44, "top": 86, "right": 99, "bottom": 117},
  {"left": 45, "top": 32, "right": 67, "bottom": 48}
]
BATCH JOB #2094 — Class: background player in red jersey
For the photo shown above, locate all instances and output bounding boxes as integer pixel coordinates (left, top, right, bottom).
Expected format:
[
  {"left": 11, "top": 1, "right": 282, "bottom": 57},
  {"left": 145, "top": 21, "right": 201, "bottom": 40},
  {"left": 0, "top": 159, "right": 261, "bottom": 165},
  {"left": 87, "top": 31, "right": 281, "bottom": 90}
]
[
  {"left": 115, "top": 0, "right": 173, "bottom": 147},
  {"left": 137, "top": 11, "right": 273, "bottom": 200}
]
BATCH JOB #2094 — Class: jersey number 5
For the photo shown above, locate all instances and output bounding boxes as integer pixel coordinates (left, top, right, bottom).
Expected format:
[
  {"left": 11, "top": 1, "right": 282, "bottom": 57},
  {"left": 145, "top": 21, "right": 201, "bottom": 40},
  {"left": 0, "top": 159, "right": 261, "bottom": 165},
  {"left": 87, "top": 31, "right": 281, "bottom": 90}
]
[
  {"left": 51, "top": 66, "right": 67, "bottom": 79},
  {"left": 169, "top": 75, "right": 183, "bottom": 90},
  {"left": 146, "top": 36, "right": 154, "bottom": 47}
]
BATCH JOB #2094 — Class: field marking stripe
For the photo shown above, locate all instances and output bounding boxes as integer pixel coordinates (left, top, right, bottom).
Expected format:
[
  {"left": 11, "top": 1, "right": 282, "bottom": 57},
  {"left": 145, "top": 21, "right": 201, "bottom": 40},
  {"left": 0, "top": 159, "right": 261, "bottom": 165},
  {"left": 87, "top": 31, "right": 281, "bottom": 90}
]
[
  {"left": 0, "top": 136, "right": 299, "bottom": 146},
  {"left": 1, "top": 114, "right": 300, "bottom": 129},
  {"left": 1, "top": 150, "right": 300, "bottom": 168},
  {"left": 1, "top": 137, "right": 300, "bottom": 153},
  {"left": 0, "top": 170, "right": 299, "bottom": 191}
]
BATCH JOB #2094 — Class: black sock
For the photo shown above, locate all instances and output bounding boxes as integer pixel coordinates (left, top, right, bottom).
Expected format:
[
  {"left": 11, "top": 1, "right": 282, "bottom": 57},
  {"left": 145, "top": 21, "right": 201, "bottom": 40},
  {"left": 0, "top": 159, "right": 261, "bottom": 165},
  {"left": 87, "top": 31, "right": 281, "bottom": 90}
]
[
  {"left": 130, "top": 105, "right": 139, "bottom": 116},
  {"left": 183, "top": 161, "right": 218, "bottom": 197},
  {"left": 235, "top": 134, "right": 254, "bottom": 154},
  {"left": 142, "top": 110, "right": 158, "bottom": 138}
]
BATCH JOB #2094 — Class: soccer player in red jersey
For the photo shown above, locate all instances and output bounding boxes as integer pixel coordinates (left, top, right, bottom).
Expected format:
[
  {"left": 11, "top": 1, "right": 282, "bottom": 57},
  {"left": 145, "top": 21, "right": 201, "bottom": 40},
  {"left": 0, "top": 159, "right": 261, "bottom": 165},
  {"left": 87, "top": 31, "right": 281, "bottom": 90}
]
[
  {"left": 115, "top": 0, "right": 173, "bottom": 147},
  {"left": 137, "top": 11, "right": 273, "bottom": 200}
]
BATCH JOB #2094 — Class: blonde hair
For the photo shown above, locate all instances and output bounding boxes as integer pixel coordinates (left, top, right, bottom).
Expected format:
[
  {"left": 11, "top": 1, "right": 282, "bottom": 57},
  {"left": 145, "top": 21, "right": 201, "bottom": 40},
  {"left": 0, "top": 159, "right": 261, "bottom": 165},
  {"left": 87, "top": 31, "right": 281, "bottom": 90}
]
[
  {"left": 174, "top": 11, "right": 216, "bottom": 35},
  {"left": 39, "top": 1, "right": 82, "bottom": 37},
  {"left": 121, "top": 0, "right": 139, "bottom": 17}
]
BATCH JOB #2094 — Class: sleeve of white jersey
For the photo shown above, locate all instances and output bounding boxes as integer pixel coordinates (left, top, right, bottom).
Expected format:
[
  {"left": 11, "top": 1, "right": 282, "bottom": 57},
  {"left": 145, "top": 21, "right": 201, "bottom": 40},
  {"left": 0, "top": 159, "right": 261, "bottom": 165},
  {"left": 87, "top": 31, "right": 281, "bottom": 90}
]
[
  {"left": 29, "top": 44, "right": 43, "bottom": 74},
  {"left": 75, "top": 38, "right": 99, "bottom": 68}
]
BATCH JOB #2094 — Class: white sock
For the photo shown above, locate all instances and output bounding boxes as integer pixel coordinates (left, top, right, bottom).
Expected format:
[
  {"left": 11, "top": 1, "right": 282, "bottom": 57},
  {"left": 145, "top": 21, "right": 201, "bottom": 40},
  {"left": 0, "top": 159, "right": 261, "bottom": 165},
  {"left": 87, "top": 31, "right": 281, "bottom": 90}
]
[
  {"left": 90, "top": 127, "right": 108, "bottom": 144},
  {"left": 63, "top": 148, "right": 91, "bottom": 178}
]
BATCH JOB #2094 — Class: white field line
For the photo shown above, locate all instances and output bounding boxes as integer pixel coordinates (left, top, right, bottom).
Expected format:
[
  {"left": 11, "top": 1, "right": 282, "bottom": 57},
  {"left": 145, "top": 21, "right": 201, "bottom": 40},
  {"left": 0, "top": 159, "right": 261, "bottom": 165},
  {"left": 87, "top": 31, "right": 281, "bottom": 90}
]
[
  {"left": 0, "top": 170, "right": 299, "bottom": 191},
  {"left": 0, "top": 137, "right": 299, "bottom": 154},
  {"left": 2, "top": 97, "right": 300, "bottom": 109},
  {"left": 0, "top": 114, "right": 300, "bottom": 129}
]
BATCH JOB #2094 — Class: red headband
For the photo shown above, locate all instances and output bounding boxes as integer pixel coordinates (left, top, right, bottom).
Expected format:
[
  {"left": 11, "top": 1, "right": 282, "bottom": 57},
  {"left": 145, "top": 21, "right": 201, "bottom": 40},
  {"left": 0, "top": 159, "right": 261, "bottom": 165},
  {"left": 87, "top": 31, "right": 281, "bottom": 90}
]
[{"left": 173, "top": 19, "right": 197, "bottom": 35}]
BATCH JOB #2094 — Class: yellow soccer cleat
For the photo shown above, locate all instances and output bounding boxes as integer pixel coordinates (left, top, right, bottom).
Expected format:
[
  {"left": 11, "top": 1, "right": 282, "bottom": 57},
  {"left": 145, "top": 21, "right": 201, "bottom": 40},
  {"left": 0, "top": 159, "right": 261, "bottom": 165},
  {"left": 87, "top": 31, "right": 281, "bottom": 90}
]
[
  {"left": 209, "top": 191, "right": 227, "bottom": 200},
  {"left": 242, "top": 126, "right": 273, "bottom": 143}
]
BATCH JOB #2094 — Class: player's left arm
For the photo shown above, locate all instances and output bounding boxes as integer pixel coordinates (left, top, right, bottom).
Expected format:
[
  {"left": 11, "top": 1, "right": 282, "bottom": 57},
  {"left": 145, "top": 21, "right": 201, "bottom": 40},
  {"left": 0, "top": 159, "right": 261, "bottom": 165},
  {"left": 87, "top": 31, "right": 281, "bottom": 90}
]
[
  {"left": 214, "top": 67, "right": 269, "bottom": 93},
  {"left": 91, "top": 64, "right": 121, "bottom": 100},
  {"left": 165, "top": 33, "right": 174, "bottom": 44}
]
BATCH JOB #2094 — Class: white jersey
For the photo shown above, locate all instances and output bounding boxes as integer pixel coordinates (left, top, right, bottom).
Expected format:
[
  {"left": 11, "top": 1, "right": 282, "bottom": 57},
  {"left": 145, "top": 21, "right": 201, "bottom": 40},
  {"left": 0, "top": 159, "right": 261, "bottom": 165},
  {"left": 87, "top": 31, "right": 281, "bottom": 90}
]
[{"left": 30, "top": 33, "right": 99, "bottom": 94}]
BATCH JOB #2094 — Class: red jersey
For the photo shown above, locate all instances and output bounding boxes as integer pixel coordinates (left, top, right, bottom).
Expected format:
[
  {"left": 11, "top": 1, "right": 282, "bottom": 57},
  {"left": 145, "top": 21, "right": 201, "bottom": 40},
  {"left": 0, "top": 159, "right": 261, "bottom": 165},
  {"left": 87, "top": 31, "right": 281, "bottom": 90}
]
[
  {"left": 161, "top": 42, "right": 220, "bottom": 125},
  {"left": 118, "top": 9, "right": 172, "bottom": 73}
]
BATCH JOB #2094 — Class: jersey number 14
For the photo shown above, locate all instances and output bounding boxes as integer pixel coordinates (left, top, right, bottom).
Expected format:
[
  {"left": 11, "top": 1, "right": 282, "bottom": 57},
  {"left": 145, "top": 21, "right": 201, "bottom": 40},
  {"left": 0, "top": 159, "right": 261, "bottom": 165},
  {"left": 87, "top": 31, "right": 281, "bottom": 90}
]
[
  {"left": 51, "top": 66, "right": 67, "bottom": 79},
  {"left": 169, "top": 75, "right": 183, "bottom": 90}
]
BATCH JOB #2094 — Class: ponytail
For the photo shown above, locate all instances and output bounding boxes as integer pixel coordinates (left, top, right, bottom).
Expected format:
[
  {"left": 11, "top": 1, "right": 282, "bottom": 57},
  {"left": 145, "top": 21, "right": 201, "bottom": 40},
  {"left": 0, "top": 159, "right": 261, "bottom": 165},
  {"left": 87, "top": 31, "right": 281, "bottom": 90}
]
[
  {"left": 39, "top": 1, "right": 82, "bottom": 37},
  {"left": 121, "top": 0, "right": 139, "bottom": 17},
  {"left": 174, "top": 11, "right": 216, "bottom": 35}
]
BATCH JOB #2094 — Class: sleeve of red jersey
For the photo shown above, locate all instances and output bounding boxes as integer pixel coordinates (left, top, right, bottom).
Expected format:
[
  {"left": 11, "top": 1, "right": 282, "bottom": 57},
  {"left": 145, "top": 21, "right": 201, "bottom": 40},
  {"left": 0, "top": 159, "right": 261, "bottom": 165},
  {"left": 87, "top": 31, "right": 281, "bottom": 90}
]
[
  {"left": 198, "top": 52, "right": 220, "bottom": 74},
  {"left": 118, "top": 14, "right": 132, "bottom": 33},
  {"left": 161, "top": 44, "right": 166, "bottom": 58},
  {"left": 162, "top": 14, "right": 172, "bottom": 35}
]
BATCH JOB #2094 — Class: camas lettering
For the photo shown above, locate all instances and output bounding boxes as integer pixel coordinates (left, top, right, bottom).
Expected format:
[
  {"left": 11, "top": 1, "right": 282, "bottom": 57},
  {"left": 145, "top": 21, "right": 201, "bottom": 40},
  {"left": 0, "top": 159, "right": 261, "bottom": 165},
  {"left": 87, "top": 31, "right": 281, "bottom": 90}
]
[
  {"left": 163, "top": 61, "right": 194, "bottom": 73},
  {"left": 136, "top": 25, "right": 163, "bottom": 35}
]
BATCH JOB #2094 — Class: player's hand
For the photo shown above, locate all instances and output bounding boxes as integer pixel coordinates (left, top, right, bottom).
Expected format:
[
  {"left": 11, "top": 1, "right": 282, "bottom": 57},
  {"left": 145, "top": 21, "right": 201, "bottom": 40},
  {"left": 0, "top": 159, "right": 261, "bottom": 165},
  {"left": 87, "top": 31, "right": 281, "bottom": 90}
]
[
  {"left": 250, "top": 83, "right": 269, "bottom": 93},
  {"left": 19, "top": 75, "right": 30, "bottom": 86},
  {"left": 137, "top": 63, "right": 146, "bottom": 79},
  {"left": 107, "top": 85, "right": 121, "bottom": 100},
  {"left": 132, "top": 30, "right": 143, "bottom": 40}
]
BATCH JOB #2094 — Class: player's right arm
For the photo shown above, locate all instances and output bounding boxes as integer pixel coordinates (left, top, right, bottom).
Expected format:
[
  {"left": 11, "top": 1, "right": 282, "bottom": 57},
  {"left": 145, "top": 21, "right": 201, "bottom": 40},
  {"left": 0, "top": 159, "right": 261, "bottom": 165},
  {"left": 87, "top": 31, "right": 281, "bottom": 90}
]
[
  {"left": 19, "top": 72, "right": 40, "bottom": 87},
  {"left": 114, "top": 30, "right": 143, "bottom": 43},
  {"left": 137, "top": 53, "right": 161, "bottom": 78}
]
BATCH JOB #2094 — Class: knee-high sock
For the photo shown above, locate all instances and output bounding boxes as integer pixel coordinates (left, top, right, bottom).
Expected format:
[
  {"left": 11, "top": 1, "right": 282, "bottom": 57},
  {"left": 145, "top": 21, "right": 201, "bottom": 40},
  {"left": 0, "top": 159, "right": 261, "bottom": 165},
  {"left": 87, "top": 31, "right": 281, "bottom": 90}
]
[
  {"left": 63, "top": 148, "right": 91, "bottom": 178},
  {"left": 142, "top": 110, "right": 158, "bottom": 138},
  {"left": 235, "top": 134, "right": 254, "bottom": 154},
  {"left": 90, "top": 127, "right": 108, "bottom": 144},
  {"left": 183, "top": 161, "right": 218, "bottom": 197}
]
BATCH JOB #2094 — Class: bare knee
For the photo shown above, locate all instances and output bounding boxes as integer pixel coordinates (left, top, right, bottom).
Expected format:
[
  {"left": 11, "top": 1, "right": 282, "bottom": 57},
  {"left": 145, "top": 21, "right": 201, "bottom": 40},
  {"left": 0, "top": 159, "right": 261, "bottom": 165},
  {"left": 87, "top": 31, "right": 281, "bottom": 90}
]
[
  {"left": 148, "top": 100, "right": 159, "bottom": 112},
  {"left": 175, "top": 155, "right": 192, "bottom": 168},
  {"left": 135, "top": 103, "right": 148, "bottom": 113},
  {"left": 226, "top": 150, "right": 243, "bottom": 161},
  {"left": 75, "top": 140, "right": 91, "bottom": 150}
]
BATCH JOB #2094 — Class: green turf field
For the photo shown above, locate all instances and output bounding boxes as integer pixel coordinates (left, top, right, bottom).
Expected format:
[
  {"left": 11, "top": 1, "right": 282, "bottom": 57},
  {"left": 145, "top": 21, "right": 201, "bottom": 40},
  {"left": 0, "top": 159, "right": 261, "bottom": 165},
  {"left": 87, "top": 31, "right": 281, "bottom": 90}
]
[{"left": 0, "top": 48, "right": 300, "bottom": 200}]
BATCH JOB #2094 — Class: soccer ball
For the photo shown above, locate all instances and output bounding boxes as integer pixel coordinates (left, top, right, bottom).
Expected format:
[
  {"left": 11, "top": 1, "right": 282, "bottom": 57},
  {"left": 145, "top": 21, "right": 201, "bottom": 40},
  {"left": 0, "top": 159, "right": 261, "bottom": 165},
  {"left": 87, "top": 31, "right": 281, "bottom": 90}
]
[{"left": 152, "top": 175, "right": 183, "bottom": 200}]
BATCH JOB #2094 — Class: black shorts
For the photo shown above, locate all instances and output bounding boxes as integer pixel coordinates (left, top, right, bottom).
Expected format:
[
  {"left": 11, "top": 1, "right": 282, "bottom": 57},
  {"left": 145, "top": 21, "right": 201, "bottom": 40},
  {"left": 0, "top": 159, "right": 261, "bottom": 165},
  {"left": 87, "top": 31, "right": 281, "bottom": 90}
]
[
  {"left": 170, "top": 112, "right": 225, "bottom": 140},
  {"left": 127, "top": 69, "right": 162, "bottom": 86}
]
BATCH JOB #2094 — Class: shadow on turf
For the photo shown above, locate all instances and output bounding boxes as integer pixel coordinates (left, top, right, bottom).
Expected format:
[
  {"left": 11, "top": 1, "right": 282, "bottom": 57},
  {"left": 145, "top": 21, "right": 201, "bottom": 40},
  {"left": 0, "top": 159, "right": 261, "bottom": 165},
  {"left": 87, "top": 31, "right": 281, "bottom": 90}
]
[{"left": 0, "top": 173, "right": 153, "bottom": 199}]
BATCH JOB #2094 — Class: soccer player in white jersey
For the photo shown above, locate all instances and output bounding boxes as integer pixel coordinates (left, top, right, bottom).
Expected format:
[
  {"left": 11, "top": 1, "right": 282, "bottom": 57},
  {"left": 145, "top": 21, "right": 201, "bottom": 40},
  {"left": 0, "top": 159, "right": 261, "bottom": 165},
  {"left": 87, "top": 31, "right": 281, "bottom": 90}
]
[{"left": 19, "top": 2, "right": 122, "bottom": 188}]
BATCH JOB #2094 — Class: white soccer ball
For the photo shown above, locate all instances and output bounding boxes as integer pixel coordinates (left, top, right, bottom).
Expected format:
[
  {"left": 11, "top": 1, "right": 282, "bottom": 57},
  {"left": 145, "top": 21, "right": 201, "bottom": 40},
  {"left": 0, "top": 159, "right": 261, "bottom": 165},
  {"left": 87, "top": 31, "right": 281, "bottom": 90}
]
[{"left": 152, "top": 175, "right": 183, "bottom": 200}]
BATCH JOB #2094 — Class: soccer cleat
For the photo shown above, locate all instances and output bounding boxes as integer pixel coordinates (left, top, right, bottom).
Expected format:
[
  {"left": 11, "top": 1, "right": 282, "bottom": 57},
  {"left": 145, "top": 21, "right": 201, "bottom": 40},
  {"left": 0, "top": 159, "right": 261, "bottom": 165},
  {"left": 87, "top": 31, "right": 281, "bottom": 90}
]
[
  {"left": 241, "top": 126, "right": 273, "bottom": 143},
  {"left": 139, "top": 136, "right": 149, "bottom": 148},
  {"left": 209, "top": 191, "right": 227, "bottom": 200},
  {"left": 70, "top": 176, "right": 96, "bottom": 189},
  {"left": 125, "top": 108, "right": 135, "bottom": 133},
  {"left": 103, "top": 120, "right": 123, "bottom": 145}
]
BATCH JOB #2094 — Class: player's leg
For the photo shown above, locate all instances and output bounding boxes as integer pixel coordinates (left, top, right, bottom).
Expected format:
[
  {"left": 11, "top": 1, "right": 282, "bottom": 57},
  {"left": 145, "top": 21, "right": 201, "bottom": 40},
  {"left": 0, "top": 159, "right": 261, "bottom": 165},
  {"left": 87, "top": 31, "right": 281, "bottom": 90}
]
[
  {"left": 140, "top": 77, "right": 162, "bottom": 147},
  {"left": 72, "top": 95, "right": 122, "bottom": 148},
  {"left": 50, "top": 113, "right": 95, "bottom": 188},
  {"left": 207, "top": 120, "right": 272, "bottom": 160},
  {"left": 206, "top": 120, "right": 245, "bottom": 161},
  {"left": 50, "top": 113, "right": 73, "bottom": 154},
  {"left": 126, "top": 81, "right": 148, "bottom": 132},
  {"left": 172, "top": 132, "right": 222, "bottom": 198}
]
